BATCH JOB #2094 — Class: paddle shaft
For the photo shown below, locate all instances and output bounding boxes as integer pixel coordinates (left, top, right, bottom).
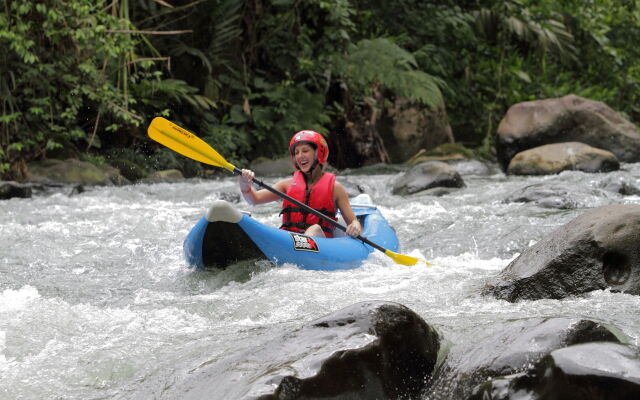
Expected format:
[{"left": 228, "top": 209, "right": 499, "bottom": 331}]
[{"left": 233, "top": 167, "right": 387, "bottom": 253}]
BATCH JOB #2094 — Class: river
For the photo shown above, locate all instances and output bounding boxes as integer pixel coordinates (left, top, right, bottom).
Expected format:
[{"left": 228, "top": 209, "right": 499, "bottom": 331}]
[{"left": 2, "top": 162, "right": 640, "bottom": 399}]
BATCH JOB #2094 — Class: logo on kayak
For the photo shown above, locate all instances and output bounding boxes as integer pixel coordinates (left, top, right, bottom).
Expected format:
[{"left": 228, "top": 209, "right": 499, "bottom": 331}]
[{"left": 290, "top": 233, "right": 319, "bottom": 252}]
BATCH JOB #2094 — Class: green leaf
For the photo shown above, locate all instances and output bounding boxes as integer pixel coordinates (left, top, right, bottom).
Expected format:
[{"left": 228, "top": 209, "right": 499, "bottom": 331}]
[
  {"left": 510, "top": 68, "right": 531, "bottom": 83},
  {"left": 229, "top": 104, "right": 249, "bottom": 124}
]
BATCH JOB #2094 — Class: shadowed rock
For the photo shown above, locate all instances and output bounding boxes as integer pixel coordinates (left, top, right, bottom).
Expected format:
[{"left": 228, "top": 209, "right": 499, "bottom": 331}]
[
  {"left": 171, "top": 301, "right": 441, "bottom": 400},
  {"left": 379, "top": 98, "right": 454, "bottom": 164},
  {"left": 469, "top": 342, "right": 640, "bottom": 400},
  {"left": 337, "top": 176, "right": 366, "bottom": 198},
  {"left": 596, "top": 176, "right": 640, "bottom": 196},
  {"left": 504, "top": 183, "right": 579, "bottom": 209},
  {"left": 426, "top": 317, "right": 619, "bottom": 400},
  {"left": 484, "top": 204, "right": 640, "bottom": 302},
  {"left": 392, "top": 161, "right": 465, "bottom": 195},
  {"left": 0, "top": 181, "right": 33, "bottom": 199},
  {"left": 218, "top": 190, "right": 242, "bottom": 203},
  {"left": 496, "top": 95, "right": 640, "bottom": 171},
  {"left": 507, "top": 142, "right": 619, "bottom": 175}
]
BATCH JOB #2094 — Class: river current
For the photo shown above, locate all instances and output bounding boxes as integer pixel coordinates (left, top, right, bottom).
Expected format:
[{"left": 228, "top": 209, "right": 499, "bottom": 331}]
[{"left": 2, "top": 162, "right": 640, "bottom": 399}]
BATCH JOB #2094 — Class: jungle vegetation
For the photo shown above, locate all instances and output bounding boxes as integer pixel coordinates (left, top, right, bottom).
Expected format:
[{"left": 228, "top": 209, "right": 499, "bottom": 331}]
[{"left": 1, "top": 0, "right": 639, "bottom": 180}]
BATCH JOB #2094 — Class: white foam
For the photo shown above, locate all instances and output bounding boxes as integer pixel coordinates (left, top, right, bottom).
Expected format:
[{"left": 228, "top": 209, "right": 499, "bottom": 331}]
[
  {"left": 0, "top": 286, "right": 40, "bottom": 313},
  {"left": 0, "top": 330, "right": 6, "bottom": 369}
]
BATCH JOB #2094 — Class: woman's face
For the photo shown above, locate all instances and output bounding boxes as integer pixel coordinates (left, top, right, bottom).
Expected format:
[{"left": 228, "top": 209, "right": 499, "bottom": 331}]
[{"left": 294, "top": 143, "right": 316, "bottom": 172}]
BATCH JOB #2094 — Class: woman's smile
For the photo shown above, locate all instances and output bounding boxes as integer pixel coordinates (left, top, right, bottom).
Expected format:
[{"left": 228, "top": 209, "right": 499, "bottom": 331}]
[{"left": 294, "top": 144, "right": 315, "bottom": 170}]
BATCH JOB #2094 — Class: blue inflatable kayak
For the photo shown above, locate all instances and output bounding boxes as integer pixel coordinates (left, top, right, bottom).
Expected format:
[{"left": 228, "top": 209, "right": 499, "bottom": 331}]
[{"left": 183, "top": 194, "right": 399, "bottom": 271}]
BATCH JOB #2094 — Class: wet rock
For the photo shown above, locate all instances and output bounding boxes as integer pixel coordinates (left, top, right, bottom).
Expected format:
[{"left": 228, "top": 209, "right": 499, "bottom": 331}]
[
  {"left": 68, "top": 184, "right": 85, "bottom": 196},
  {"left": 426, "top": 317, "right": 619, "bottom": 400},
  {"left": 451, "top": 159, "right": 499, "bottom": 176},
  {"left": 421, "top": 187, "right": 455, "bottom": 197},
  {"left": 597, "top": 177, "right": 640, "bottom": 196},
  {"left": 170, "top": 301, "right": 441, "bottom": 400},
  {"left": 392, "top": 161, "right": 465, "bottom": 195},
  {"left": 336, "top": 176, "right": 366, "bottom": 197},
  {"left": 484, "top": 204, "right": 640, "bottom": 301},
  {"left": 218, "top": 190, "right": 241, "bottom": 203},
  {"left": 27, "top": 158, "right": 128, "bottom": 186},
  {"left": 0, "top": 181, "right": 33, "bottom": 199},
  {"left": 507, "top": 142, "right": 620, "bottom": 175},
  {"left": 140, "top": 169, "right": 185, "bottom": 183},
  {"left": 469, "top": 342, "right": 640, "bottom": 400},
  {"left": 496, "top": 94, "right": 640, "bottom": 171},
  {"left": 504, "top": 183, "right": 579, "bottom": 209}
]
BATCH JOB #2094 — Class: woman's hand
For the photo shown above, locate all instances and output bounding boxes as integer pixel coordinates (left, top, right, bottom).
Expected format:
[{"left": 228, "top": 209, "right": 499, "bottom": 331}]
[
  {"left": 346, "top": 218, "right": 362, "bottom": 237},
  {"left": 239, "top": 169, "right": 254, "bottom": 193}
]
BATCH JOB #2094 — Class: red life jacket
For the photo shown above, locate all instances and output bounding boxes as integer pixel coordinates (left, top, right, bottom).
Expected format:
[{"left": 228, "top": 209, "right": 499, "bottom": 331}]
[{"left": 280, "top": 171, "right": 337, "bottom": 237}]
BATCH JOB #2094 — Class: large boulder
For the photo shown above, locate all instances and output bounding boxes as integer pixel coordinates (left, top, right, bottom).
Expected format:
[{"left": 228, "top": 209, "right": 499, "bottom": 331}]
[
  {"left": 470, "top": 342, "right": 640, "bottom": 400},
  {"left": 379, "top": 98, "right": 454, "bottom": 163},
  {"left": 167, "top": 301, "right": 441, "bottom": 400},
  {"left": 496, "top": 95, "right": 640, "bottom": 171},
  {"left": 392, "top": 161, "right": 465, "bottom": 195},
  {"left": 484, "top": 204, "right": 640, "bottom": 302},
  {"left": 27, "top": 158, "right": 128, "bottom": 186},
  {"left": 507, "top": 142, "right": 620, "bottom": 175},
  {"left": 426, "top": 317, "right": 619, "bottom": 400}
]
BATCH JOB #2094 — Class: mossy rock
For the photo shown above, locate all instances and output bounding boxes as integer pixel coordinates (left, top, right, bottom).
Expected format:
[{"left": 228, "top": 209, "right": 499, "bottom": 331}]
[
  {"left": 406, "top": 144, "right": 475, "bottom": 166},
  {"left": 141, "top": 169, "right": 185, "bottom": 183},
  {"left": 27, "top": 159, "right": 125, "bottom": 186}
]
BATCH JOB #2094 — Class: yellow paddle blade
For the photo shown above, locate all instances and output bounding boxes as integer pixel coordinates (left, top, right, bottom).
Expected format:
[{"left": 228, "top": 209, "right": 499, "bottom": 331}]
[
  {"left": 147, "top": 117, "right": 235, "bottom": 171},
  {"left": 384, "top": 249, "right": 433, "bottom": 266}
]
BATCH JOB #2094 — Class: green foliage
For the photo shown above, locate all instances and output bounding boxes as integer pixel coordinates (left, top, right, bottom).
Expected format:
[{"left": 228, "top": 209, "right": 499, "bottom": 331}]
[
  {"left": 0, "top": 1, "right": 142, "bottom": 166},
  {"left": 336, "top": 38, "right": 443, "bottom": 108},
  {"left": 248, "top": 84, "right": 331, "bottom": 155},
  {"left": 3, "top": 0, "right": 640, "bottom": 178},
  {"left": 0, "top": 0, "right": 213, "bottom": 179}
]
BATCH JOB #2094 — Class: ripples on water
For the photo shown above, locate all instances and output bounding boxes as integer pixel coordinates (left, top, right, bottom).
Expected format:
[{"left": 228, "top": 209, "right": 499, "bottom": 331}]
[{"left": 1, "top": 164, "right": 640, "bottom": 399}]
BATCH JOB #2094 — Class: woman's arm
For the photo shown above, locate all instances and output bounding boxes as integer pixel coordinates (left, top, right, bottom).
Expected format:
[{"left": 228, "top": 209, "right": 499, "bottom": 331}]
[
  {"left": 239, "top": 169, "right": 290, "bottom": 205},
  {"left": 333, "top": 182, "right": 362, "bottom": 237}
]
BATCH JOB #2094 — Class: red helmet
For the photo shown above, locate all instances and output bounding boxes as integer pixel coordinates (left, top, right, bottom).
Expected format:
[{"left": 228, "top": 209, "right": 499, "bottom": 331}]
[{"left": 289, "top": 130, "right": 329, "bottom": 167}]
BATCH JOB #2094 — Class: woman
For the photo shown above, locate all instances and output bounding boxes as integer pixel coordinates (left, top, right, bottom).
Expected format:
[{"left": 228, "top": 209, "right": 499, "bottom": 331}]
[{"left": 239, "top": 130, "right": 362, "bottom": 238}]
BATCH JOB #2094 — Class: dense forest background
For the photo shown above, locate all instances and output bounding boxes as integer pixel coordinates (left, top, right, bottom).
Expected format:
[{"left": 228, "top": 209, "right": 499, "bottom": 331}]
[{"left": 1, "top": 0, "right": 639, "bottom": 181}]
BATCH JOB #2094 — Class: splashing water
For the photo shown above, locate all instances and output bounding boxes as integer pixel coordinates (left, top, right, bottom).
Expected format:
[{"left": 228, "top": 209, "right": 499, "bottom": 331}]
[{"left": 1, "top": 164, "right": 640, "bottom": 399}]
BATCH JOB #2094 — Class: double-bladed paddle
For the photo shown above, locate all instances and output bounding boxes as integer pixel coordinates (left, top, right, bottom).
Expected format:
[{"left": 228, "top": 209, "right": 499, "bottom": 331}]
[{"left": 147, "top": 116, "right": 431, "bottom": 266}]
